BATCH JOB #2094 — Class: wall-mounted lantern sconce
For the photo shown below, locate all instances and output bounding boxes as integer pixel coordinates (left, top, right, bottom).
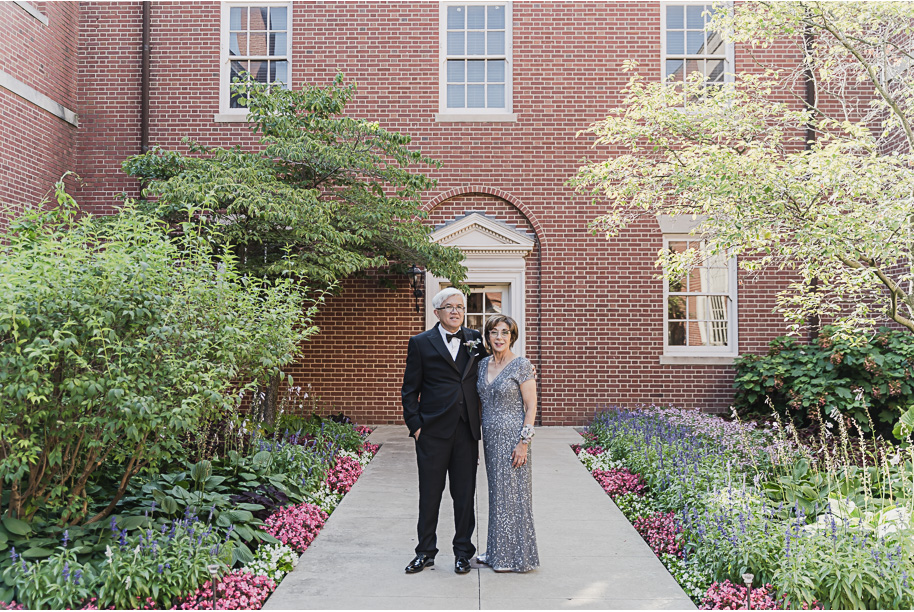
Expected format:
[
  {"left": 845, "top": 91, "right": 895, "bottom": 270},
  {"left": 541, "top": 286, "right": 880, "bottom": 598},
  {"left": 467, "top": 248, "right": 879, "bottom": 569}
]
[{"left": 406, "top": 264, "right": 423, "bottom": 313}]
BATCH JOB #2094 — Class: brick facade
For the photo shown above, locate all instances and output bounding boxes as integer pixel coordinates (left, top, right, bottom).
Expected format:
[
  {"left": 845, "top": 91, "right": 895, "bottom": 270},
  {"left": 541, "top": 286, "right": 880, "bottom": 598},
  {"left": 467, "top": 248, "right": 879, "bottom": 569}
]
[{"left": 6, "top": 1, "right": 813, "bottom": 425}]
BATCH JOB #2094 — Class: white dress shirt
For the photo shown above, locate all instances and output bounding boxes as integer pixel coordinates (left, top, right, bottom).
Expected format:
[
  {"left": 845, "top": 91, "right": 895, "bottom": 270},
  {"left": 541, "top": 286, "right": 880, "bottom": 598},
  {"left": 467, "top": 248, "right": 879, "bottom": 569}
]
[{"left": 439, "top": 325, "right": 462, "bottom": 361}]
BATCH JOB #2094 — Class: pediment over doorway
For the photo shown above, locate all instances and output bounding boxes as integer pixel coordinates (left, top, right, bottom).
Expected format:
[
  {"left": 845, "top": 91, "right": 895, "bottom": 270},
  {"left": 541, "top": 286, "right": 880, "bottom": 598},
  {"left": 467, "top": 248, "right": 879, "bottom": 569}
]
[{"left": 430, "top": 212, "right": 535, "bottom": 256}]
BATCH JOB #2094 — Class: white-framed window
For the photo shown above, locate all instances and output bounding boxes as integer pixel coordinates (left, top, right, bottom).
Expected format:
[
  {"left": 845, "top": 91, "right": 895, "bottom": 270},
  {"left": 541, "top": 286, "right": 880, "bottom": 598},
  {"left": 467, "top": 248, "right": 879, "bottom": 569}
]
[
  {"left": 663, "top": 235, "right": 738, "bottom": 360},
  {"left": 660, "top": 2, "right": 733, "bottom": 102},
  {"left": 437, "top": 1, "right": 515, "bottom": 122},
  {"left": 217, "top": 1, "right": 291, "bottom": 121}
]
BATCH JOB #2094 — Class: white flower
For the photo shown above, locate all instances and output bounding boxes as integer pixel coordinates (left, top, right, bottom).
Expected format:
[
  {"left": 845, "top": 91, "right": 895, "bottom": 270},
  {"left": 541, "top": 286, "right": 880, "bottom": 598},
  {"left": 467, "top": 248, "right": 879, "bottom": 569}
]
[{"left": 105, "top": 545, "right": 114, "bottom": 564}]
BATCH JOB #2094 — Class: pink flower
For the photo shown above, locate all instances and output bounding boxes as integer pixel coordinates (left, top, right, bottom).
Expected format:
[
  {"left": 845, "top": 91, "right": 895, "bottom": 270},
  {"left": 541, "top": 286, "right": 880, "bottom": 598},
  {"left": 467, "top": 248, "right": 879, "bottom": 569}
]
[
  {"left": 592, "top": 468, "right": 646, "bottom": 498},
  {"left": 325, "top": 456, "right": 363, "bottom": 495},
  {"left": 633, "top": 511, "right": 683, "bottom": 558},
  {"left": 173, "top": 570, "right": 276, "bottom": 610},
  {"left": 264, "top": 502, "right": 328, "bottom": 553},
  {"left": 699, "top": 580, "right": 779, "bottom": 610}
]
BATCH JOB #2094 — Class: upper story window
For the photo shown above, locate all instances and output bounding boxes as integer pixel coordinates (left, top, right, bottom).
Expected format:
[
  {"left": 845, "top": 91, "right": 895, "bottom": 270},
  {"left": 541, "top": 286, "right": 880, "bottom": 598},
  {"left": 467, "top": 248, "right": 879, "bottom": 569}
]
[
  {"left": 438, "top": 2, "right": 515, "bottom": 122},
  {"left": 218, "top": 2, "right": 291, "bottom": 119},
  {"left": 661, "top": 2, "right": 733, "bottom": 102},
  {"left": 663, "top": 236, "right": 738, "bottom": 359}
]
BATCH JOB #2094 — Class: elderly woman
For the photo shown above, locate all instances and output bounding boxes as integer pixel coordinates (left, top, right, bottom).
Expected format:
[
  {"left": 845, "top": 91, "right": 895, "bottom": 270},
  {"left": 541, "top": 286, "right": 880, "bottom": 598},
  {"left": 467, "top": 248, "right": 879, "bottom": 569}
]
[{"left": 475, "top": 314, "right": 539, "bottom": 573}]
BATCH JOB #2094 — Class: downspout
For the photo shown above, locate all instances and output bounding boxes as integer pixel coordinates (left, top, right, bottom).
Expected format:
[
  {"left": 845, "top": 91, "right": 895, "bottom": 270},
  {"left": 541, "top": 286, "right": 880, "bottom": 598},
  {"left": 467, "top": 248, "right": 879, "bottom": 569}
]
[
  {"left": 804, "top": 23, "right": 820, "bottom": 341},
  {"left": 140, "top": 1, "right": 150, "bottom": 154},
  {"left": 536, "top": 235, "right": 543, "bottom": 426}
]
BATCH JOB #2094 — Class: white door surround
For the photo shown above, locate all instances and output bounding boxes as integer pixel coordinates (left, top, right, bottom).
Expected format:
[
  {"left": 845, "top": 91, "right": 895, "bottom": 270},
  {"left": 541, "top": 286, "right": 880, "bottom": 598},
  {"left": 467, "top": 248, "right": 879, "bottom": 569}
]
[{"left": 426, "top": 211, "right": 535, "bottom": 356}]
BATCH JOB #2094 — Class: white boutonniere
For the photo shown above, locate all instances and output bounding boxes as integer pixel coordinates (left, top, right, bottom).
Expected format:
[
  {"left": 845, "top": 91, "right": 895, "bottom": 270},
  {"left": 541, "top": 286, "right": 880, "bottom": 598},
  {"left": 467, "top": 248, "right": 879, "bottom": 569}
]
[{"left": 464, "top": 338, "right": 482, "bottom": 355}]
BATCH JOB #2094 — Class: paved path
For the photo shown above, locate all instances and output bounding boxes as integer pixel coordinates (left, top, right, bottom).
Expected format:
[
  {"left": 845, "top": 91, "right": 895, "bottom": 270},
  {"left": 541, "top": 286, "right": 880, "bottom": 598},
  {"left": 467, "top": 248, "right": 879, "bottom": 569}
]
[{"left": 264, "top": 426, "right": 695, "bottom": 610}]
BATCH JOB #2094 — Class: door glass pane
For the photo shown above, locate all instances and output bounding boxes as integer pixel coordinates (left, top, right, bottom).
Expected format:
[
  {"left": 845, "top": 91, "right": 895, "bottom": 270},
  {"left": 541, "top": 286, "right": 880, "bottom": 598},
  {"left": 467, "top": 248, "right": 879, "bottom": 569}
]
[{"left": 485, "top": 292, "right": 503, "bottom": 313}]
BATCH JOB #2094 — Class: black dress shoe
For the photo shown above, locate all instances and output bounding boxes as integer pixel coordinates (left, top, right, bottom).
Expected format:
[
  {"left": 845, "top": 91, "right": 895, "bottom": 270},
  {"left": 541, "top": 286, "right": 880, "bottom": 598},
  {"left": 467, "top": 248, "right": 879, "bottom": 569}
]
[
  {"left": 405, "top": 553, "right": 435, "bottom": 574},
  {"left": 455, "top": 556, "right": 471, "bottom": 574}
]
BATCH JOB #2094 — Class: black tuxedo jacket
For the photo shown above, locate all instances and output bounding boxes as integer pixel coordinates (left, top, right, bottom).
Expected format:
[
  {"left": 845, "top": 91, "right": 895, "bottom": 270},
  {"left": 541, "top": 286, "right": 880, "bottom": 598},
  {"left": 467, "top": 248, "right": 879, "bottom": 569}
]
[{"left": 401, "top": 323, "right": 485, "bottom": 441}]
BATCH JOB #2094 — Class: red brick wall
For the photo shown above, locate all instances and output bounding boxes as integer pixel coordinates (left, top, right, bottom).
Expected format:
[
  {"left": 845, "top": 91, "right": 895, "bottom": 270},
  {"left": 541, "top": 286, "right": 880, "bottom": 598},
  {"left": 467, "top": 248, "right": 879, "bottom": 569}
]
[
  {"left": 0, "top": 1, "right": 79, "bottom": 225},
  {"left": 65, "top": 2, "right": 811, "bottom": 424}
]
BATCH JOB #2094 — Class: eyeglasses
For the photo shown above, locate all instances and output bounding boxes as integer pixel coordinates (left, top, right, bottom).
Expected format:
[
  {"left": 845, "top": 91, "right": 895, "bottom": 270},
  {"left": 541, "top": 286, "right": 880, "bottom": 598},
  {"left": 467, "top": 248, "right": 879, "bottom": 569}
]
[
  {"left": 488, "top": 329, "right": 512, "bottom": 338},
  {"left": 436, "top": 305, "right": 465, "bottom": 313}
]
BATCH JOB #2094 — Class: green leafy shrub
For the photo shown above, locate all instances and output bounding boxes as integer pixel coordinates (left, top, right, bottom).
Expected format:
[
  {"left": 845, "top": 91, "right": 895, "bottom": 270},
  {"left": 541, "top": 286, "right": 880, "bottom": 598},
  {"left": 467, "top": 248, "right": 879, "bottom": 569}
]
[
  {"left": 0, "top": 183, "right": 317, "bottom": 525},
  {"left": 734, "top": 327, "right": 914, "bottom": 440}
]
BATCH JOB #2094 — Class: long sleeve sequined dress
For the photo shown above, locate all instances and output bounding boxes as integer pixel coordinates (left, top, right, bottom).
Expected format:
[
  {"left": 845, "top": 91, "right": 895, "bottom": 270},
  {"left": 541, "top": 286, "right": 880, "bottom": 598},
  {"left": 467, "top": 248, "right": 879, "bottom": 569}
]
[{"left": 477, "top": 355, "right": 539, "bottom": 572}]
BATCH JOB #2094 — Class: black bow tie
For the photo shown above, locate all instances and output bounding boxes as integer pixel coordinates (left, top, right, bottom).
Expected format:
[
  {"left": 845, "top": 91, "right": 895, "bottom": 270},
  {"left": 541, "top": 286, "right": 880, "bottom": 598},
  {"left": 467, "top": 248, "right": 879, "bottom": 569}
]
[{"left": 446, "top": 330, "right": 465, "bottom": 343}]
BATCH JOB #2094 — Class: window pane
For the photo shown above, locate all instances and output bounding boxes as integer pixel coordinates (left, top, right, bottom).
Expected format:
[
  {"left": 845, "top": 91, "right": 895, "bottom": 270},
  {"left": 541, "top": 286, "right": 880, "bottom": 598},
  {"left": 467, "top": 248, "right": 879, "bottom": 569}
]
[
  {"left": 488, "top": 59, "right": 505, "bottom": 82},
  {"left": 467, "top": 314, "right": 484, "bottom": 332},
  {"left": 250, "top": 7, "right": 268, "bottom": 30},
  {"left": 487, "top": 5, "right": 505, "bottom": 29},
  {"left": 467, "top": 84, "right": 485, "bottom": 107},
  {"left": 250, "top": 60, "right": 269, "bottom": 83},
  {"left": 250, "top": 33, "right": 268, "bottom": 55},
  {"left": 707, "top": 31, "right": 724, "bottom": 55},
  {"left": 467, "top": 5, "right": 485, "bottom": 29},
  {"left": 685, "top": 59, "right": 701, "bottom": 78},
  {"left": 230, "top": 7, "right": 245, "bottom": 30},
  {"left": 666, "top": 59, "right": 684, "bottom": 81},
  {"left": 270, "top": 32, "right": 287, "bottom": 55},
  {"left": 666, "top": 5, "right": 683, "bottom": 29},
  {"left": 707, "top": 59, "right": 725, "bottom": 82},
  {"left": 467, "top": 60, "right": 485, "bottom": 82},
  {"left": 448, "top": 60, "right": 465, "bottom": 82},
  {"left": 686, "top": 5, "right": 705, "bottom": 29},
  {"left": 269, "top": 6, "right": 287, "bottom": 30},
  {"left": 447, "top": 5, "right": 464, "bottom": 29},
  {"left": 467, "top": 31, "right": 485, "bottom": 54},
  {"left": 230, "top": 61, "right": 248, "bottom": 108},
  {"left": 448, "top": 31, "right": 464, "bottom": 55},
  {"left": 467, "top": 292, "right": 483, "bottom": 312},
  {"left": 687, "top": 31, "right": 705, "bottom": 54},
  {"left": 487, "top": 31, "right": 505, "bottom": 55},
  {"left": 667, "top": 31, "right": 684, "bottom": 55},
  {"left": 487, "top": 84, "right": 505, "bottom": 108},
  {"left": 230, "top": 33, "right": 245, "bottom": 56},
  {"left": 447, "top": 84, "right": 465, "bottom": 108},
  {"left": 271, "top": 60, "right": 288, "bottom": 84},
  {"left": 668, "top": 322, "right": 687, "bottom": 346},
  {"left": 668, "top": 296, "right": 686, "bottom": 320}
]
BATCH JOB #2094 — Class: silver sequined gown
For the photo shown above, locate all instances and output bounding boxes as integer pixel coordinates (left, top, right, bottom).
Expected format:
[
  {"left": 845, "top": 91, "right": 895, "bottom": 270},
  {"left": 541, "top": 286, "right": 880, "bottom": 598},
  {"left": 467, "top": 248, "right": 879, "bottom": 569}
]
[{"left": 477, "top": 356, "right": 539, "bottom": 572}]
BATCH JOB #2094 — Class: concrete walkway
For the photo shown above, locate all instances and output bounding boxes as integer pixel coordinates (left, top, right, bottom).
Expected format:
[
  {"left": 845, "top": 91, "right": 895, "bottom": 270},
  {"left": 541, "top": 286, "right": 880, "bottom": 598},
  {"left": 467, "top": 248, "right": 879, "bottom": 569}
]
[{"left": 264, "top": 426, "right": 695, "bottom": 610}]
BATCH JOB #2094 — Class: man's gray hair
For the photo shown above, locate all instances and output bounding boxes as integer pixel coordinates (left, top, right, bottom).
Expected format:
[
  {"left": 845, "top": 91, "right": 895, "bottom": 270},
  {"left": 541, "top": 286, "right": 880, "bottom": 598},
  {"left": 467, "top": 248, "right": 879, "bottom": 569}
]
[{"left": 431, "top": 287, "right": 466, "bottom": 310}]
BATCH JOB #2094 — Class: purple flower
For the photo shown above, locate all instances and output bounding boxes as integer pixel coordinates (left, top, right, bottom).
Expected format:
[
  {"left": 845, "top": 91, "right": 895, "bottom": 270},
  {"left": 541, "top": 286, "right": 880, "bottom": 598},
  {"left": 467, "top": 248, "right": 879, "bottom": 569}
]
[{"left": 62, "top": 530, "right": 69, "bottom": 548}]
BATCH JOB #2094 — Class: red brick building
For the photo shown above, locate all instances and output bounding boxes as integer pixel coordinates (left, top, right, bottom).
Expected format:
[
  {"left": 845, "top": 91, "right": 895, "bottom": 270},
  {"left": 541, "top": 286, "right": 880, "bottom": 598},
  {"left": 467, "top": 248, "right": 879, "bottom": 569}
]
[{"left": 2, "top": 1, "right": 805, "bottom": 425}]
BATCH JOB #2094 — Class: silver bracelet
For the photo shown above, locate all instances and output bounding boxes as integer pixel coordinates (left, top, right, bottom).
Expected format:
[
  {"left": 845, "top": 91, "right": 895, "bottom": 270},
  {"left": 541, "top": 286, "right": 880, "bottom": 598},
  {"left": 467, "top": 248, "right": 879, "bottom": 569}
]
[{"left": 520, "top": 424, "right": 535, "bottom": 445}]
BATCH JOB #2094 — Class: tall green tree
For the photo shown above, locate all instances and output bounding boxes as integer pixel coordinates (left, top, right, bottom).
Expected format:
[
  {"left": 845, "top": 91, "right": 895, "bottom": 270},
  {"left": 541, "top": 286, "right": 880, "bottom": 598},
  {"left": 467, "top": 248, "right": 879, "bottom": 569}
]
[
  {"left": 124, "top": 75, "right": 466, "bottom": 423},
  {"left": 569, "top": 1, "right": 914, "bottom": 339}
]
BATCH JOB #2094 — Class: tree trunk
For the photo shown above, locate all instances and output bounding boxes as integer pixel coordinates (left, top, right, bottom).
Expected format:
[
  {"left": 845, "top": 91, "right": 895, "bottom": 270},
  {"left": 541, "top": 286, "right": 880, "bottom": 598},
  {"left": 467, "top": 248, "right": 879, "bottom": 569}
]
[{"left": 258, "top": 373, "right": 282, "bottom": 427}]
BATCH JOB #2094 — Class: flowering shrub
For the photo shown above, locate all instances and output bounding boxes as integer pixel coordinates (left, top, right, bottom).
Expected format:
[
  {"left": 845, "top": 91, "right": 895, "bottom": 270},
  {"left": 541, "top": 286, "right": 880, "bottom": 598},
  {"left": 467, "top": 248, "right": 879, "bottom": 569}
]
[
  {"left": 659, "top": 554, "right": 711, "bottom": 602},
  {"left": 326, "top": 455, "right": 362, "bottom": 495},
  {"left": 359, "top": 441, "right": 380, "bottom": 460},
  {"left": 264, "top": 503, "right": 328, "bottom": 553},
  {"left": 579, "top": 448, "right": 625, "bottom": 472},
  {"left": 633, "top": 511, "right": 683, "bottom": 558},
  {"left": 174, "top": 570, "right": 275, "bottom": 610},
  {"left": 355, "top": 425, "right": 373, "bottom": 437},
  {"left": 310, "top": 482, "right": 344, "bottom": 515},
  {"left": 699, "top": 580, "right": 778, "bottom": 610},
  {"left": 613, "top": 492, "right": 659, "bottom": 521},
  {"left": 0, "top": 601, "right": 24, "bottom": 610},
  {"left": 245, "top": 543, "right": 297, "bottom": 583},
  {"left": 592, "top": 468, "right": 646, "bottom": 498}
]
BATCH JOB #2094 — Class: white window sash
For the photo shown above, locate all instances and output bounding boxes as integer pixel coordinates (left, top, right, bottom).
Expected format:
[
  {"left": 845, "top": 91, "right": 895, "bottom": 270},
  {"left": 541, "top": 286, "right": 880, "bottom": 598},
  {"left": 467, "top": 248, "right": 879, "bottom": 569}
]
[
  {"left": 438, "top": 1, "right": 513, "bottom": 116},
  {"left": 662, "top": 234, "right": 738, "bottom": 357},
  {"left": 218, "top": 1, "right": 293, "bottom": 118}
]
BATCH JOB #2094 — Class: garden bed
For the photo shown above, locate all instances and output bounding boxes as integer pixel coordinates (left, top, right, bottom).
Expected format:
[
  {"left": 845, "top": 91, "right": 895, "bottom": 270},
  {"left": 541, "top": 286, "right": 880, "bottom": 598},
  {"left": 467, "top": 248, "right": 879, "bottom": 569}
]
[
  {"left": 575, "top": 406, "right": 914, "bottom": 610},
  {"left": 0, "top": 417, "right": 379, "bottom": 610}
]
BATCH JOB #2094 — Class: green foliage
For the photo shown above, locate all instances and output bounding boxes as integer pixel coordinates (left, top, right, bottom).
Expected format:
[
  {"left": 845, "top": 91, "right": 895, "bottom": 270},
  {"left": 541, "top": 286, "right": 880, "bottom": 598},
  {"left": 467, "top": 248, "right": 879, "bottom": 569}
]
[
  {"left": 0, "top": 183, "right": 318, "bottom": 524},
  {"left": 569, "top": 1, "right": 914, "bottom": 338},
  {"left": 122, "top": 74, "right": 466, "bottom": 286},
  {"left": 734, "top": 327, "right": 914, "bottom": 440}
]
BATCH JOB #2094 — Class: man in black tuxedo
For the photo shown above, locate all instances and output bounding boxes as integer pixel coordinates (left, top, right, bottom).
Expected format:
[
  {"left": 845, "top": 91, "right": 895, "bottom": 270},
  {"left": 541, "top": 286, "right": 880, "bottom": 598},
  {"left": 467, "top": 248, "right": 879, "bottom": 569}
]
[{"left": 402, "top": 287, "right": 484, "bottom": 575}]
